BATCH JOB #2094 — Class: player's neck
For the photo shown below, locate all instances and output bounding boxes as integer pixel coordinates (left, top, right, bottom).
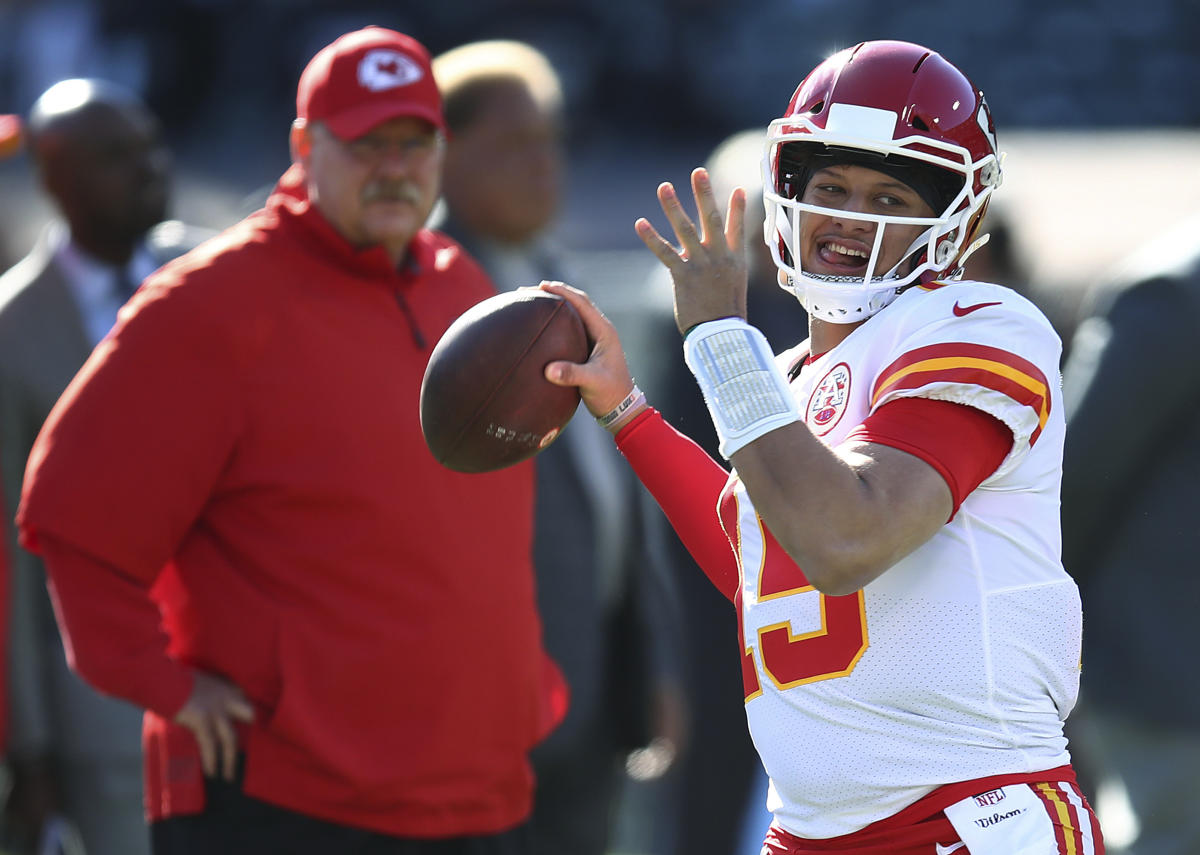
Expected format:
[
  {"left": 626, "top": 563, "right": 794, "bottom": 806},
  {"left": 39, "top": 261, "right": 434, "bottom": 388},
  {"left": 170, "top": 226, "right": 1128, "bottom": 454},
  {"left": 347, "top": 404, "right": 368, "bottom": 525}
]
[{"left": 809, "top": 316, "right": 866, "bottom": 354}]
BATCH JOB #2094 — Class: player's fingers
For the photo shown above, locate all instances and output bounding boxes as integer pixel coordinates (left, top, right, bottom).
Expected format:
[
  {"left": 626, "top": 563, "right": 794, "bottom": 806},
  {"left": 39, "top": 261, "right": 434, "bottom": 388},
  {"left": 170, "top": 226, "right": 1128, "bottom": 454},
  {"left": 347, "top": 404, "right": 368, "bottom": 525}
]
[
  {"left": 634, "top": 218, "right": 683, "bottom": 270},
  {"left": 691, "top": 167, "right": 725, "bottom": 245},
  {"left": 544, "top": 357, "right": 633, "bottom": 420},
  {"left": 656, "top": 182, "right": 702, "bottom": 254},
  {"left": 538, "top": 281, "right": 614, "bottom": 343},
  {"left": 543, "top": 358, "right": 585, "bottom": 387},
  {"left": 725, "top": 186, "right": 747, "bottom": 254},
  {"left": 537, "top": 279, "right": 593, "bottom": 310},
  {"left": 543, "top": 356, "right": 614, "bottom": 399}
]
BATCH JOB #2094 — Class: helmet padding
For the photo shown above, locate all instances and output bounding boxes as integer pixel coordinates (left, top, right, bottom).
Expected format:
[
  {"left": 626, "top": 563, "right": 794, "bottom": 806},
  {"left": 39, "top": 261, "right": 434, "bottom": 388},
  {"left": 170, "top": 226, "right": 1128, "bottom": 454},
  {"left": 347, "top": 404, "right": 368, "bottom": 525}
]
[{"left": 779, "top": 143, "right": 962, "bottom": 217}]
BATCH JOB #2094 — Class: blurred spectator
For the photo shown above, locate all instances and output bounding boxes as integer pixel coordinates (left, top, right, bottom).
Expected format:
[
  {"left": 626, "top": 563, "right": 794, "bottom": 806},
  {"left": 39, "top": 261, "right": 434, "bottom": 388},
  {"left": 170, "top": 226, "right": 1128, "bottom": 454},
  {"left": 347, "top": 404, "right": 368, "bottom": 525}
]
[
  {"left": 432, "top": 39, "right": 686, "bottom": 855},
  {"left": 0, "top": 116, "right": 21, "bottom": 833},
  {"left": 639, "top": 128, "right": 806, "bottom": 855},
  {"left": 0, "top": 78, "right": 205, "bottom": 855},
  {"left": 0, "top": 113, "right": 22, "bottom": 269},
  {"left": 0, "top": 477, "right": 9, "bottom": 780},
  {"left": 1060, "top": 211, "right": 1200, "bottom": 855}
]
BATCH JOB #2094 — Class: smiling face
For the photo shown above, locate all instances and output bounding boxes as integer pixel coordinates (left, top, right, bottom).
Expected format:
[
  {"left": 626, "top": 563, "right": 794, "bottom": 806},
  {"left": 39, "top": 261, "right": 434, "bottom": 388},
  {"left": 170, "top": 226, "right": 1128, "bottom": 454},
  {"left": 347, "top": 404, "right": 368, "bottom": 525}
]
[{"left": 797, "top": 163, "right": 936, "bottom": 280}]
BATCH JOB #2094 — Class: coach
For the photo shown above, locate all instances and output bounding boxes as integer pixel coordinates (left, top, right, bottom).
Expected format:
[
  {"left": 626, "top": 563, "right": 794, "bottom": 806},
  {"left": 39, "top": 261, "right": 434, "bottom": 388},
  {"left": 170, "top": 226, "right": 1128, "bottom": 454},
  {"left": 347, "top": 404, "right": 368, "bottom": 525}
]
[{"left": 17, "top": 26, "right": 564, "bottom": 855}]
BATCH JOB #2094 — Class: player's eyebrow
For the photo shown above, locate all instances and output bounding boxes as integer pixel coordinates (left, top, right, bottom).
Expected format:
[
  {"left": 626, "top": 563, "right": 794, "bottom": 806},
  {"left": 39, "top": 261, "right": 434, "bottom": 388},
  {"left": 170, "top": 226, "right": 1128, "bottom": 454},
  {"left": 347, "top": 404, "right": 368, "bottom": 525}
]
[{"left": 810, "top": 166, "right": 918, "bottom": 194}]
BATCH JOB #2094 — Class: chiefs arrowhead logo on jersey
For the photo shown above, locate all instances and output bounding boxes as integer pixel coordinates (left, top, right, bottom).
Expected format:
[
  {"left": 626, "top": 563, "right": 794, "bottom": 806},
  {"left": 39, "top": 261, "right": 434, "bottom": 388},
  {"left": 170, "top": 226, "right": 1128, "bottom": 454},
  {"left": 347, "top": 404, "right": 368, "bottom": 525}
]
[
  {"left": 358, "top": 49, "right": 423, "bottom": 92},
  {"left": 807, "top": 362, "right": 851, "bottom": 435}
]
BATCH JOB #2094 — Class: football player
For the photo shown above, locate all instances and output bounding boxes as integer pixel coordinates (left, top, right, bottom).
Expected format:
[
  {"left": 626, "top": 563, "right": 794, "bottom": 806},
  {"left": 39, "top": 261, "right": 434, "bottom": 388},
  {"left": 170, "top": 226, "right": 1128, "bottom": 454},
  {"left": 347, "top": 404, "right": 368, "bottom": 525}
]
[{"left": 542, "top": 40, "right": 1104, "bottom": 855}]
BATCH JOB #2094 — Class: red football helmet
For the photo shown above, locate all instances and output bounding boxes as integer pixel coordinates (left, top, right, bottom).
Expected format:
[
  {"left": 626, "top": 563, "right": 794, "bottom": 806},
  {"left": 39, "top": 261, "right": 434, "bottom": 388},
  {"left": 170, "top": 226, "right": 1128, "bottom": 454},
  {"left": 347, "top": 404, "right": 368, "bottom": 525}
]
[{"left": 761, "top": 40, "right": 1002, "bottom": 323}]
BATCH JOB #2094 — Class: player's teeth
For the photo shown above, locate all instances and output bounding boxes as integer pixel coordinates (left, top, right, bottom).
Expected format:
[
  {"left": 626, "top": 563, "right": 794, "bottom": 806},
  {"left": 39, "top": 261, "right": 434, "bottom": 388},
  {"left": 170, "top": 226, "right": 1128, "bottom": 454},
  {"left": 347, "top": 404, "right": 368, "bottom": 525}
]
[{"left": 829, "top": 243, "right": 866, "bottom": 258}]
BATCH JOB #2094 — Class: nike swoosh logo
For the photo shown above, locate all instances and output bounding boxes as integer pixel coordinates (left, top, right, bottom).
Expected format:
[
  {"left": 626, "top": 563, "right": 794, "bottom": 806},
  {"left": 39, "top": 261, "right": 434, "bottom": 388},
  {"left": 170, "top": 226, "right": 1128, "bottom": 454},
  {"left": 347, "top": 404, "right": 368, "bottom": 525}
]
[
  {"left": 935, "top": 843, "right": 966, "bottom": 854},
  {"left": 953, "top": 300, "right": 1001, "bottom": 316}
]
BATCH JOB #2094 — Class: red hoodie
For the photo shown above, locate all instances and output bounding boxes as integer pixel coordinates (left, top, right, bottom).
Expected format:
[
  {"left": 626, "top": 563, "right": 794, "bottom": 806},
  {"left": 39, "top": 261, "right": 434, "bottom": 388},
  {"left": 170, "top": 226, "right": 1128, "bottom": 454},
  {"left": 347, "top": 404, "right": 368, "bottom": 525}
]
[{"left": 18, "top": 165, "right": 566, "bottom": 837}]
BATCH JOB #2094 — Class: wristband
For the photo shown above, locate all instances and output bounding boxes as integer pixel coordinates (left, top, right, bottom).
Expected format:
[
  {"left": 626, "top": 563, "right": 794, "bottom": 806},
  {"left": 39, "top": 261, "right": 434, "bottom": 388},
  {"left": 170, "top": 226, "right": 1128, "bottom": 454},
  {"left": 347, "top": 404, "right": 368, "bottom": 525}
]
[
  {"left": 596, "top": 384, "right": 645, "bottom": 432},
  {"left": 683, "top": 318, "right": 801, "bottom": 458}
]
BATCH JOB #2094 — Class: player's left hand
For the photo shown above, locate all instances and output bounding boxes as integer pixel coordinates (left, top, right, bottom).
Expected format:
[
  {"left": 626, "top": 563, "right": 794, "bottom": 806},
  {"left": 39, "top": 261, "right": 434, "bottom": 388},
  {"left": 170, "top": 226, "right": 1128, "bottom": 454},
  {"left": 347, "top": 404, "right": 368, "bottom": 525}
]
[{"left": 635, "top": 167, "right": 749, "bottom": 335}]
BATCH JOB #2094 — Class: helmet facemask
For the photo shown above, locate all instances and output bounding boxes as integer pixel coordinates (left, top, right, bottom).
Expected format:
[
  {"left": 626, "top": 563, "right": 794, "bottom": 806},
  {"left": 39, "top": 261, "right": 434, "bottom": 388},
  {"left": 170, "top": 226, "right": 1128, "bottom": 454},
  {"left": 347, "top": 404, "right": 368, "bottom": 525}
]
[{"left": 762, "top": 108, "right": 1000, "bottom": 324}]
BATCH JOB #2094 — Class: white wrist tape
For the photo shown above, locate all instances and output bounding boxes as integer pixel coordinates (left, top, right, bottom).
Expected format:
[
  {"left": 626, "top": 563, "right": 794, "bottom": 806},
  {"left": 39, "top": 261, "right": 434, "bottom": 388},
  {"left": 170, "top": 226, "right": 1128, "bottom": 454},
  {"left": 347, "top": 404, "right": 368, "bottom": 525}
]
[{"left": 683, "top": 318, "right": 801, "bottom": 459}]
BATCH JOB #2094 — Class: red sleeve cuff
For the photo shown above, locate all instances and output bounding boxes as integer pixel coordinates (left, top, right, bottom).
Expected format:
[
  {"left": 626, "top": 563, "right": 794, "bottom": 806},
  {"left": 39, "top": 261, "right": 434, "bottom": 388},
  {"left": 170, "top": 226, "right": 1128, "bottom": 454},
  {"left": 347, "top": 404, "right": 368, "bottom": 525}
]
[
  {"left": 39, "top": 535, "right": 193, "bottom": 717},
  {"left": 847, "top": 397, "right": 1012, "bottom": 517},
  {"left": 613, "top": 406, "right": 656, "bottom": 442}
]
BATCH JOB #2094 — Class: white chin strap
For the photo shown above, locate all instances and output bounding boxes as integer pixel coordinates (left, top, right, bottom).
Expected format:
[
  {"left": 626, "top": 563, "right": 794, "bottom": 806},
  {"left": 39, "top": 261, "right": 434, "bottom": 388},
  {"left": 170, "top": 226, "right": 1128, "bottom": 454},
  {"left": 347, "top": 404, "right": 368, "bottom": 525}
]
[{"left": 785, "top": 272, "right": 903, "bottom": 324}]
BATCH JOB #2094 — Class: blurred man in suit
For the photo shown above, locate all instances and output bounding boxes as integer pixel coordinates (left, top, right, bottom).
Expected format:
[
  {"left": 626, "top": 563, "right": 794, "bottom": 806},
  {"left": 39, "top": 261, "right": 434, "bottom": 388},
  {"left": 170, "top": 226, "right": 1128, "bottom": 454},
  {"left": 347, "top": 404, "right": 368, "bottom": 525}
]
[
  {"left": 1060, "top": 212, "right": 1200, "bottom": 855},
  {"left": 433, "top": 40, "right": 686, "bottom": 855},
  {"left": 0, "top": 78, "right": 203, "bottom": 855},
  {"left": 0, "top": 110, "right": 21, "bottom": 850}
]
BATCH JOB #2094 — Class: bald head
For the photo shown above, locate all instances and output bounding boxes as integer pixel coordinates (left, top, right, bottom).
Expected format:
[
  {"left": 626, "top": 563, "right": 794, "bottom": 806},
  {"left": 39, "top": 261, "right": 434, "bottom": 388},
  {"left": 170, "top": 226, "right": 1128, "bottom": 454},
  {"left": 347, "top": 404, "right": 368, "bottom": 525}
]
[{"left": 29, "top": 79, "right": 170, "bottom": 263}]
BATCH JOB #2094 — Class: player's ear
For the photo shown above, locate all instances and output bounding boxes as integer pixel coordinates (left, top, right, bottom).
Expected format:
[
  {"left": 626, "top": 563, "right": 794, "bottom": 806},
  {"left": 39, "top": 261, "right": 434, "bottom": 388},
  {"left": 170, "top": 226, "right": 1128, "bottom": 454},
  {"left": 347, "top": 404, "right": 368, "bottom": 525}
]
[{"left": 290, "top": 119, "right": 312, "bottom": 163}]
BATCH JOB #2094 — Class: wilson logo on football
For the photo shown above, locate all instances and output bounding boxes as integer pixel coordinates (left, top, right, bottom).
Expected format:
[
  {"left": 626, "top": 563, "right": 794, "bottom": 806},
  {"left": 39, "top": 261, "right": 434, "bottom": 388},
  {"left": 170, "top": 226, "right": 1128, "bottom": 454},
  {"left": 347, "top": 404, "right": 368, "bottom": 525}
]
[
  {"left": 358, "top": 49, "right": 423, "bottom": 91},
  {"left": 807, "top": 362, "right": 851, "bottom": 434}
]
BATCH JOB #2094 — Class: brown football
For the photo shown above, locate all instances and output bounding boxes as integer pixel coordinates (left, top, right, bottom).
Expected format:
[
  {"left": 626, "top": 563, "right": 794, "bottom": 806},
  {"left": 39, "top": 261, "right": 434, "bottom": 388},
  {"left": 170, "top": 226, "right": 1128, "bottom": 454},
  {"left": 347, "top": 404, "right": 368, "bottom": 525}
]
[{"left": 420, "top": 290, "right": 588, "bottom": 473}]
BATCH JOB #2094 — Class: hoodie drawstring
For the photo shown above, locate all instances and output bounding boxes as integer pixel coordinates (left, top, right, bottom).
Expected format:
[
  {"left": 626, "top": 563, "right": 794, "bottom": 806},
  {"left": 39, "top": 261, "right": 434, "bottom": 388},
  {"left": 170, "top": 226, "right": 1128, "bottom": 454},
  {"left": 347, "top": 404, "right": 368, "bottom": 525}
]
[{"left": 393, "top": 288, "right": 426, "bottom": 350}]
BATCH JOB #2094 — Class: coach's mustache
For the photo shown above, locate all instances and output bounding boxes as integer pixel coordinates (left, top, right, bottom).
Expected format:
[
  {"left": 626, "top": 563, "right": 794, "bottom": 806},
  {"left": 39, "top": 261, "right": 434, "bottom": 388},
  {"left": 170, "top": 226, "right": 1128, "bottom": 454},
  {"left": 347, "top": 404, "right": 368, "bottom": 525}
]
[{"left": 362, "top": 182, "right": 423, "bottom": 204}]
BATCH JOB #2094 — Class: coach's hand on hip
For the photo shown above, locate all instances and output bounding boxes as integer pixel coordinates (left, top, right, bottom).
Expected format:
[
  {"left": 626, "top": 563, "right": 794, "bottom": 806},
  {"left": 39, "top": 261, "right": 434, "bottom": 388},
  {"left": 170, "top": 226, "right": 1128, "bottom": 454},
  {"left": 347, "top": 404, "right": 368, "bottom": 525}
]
[{"left": 174, "top": 671, "right": 256, "bottom": 781}]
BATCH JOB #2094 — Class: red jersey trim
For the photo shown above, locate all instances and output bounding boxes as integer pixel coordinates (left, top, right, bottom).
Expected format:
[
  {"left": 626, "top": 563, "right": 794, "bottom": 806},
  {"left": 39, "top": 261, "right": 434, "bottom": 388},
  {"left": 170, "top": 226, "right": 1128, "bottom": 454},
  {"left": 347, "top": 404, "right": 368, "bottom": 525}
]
[
  {"left": 846, "top": 397, "right": 1012, "bottom": 516},
  {"left": 870, "top": 343, "right": 1051, "bottom": 445},
  {"left": 1033, "top": 781, "right": 1105, "bottom": 855},
  {"left": 768, "top": 765, "right": 1080, "bottom": 851}
]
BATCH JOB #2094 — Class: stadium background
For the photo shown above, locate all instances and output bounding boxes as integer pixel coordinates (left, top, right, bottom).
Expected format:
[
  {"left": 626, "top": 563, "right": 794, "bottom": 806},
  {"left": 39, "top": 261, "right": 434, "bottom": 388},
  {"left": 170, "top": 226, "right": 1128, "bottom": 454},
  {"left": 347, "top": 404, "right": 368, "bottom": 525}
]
[{"left": 2, "top": 0, "right": 1199, "bottom": 306}]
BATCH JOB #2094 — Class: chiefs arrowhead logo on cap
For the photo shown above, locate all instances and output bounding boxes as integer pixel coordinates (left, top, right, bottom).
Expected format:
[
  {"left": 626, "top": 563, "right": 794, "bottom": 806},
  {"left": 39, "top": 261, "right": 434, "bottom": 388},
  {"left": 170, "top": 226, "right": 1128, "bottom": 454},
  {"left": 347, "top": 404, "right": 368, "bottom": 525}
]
[
  {"left": 358, "top": 49, "right": 424, "bottom": 92},
  {"left": 296, "top": 27, "right": 446, "bottom": 138}
]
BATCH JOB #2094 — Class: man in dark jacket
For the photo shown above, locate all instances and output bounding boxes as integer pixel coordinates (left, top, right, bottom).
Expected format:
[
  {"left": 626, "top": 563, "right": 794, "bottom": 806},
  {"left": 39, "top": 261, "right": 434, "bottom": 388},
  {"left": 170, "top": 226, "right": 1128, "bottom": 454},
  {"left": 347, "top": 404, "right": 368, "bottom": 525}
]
[
  {"left": 433, "top": 39, "right": 685, "bottom": 855},
  {"left": 1061, "top": 213, "right": 1200, "bottom": 855}
]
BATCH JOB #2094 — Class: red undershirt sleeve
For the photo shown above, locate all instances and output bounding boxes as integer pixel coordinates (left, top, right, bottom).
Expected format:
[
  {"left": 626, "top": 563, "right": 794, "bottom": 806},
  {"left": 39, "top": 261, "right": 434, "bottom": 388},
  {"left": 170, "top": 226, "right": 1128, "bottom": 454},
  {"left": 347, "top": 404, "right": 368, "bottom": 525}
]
[
  {"left": 845, "top": 397, "right": 1013, "bottom": 518},
  {"left": 37, "top": 534, "right": 193, "bottom": 718},
  {"left": 615, "top": 408, "right": 740, "bottom": 601}
]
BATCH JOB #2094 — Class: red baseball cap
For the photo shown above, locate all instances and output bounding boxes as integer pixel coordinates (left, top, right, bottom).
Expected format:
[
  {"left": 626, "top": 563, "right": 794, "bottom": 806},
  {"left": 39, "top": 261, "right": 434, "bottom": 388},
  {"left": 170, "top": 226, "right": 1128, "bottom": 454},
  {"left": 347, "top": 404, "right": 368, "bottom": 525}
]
[{"left": 296, "top": 26, "right": 445, "bottom": 140}]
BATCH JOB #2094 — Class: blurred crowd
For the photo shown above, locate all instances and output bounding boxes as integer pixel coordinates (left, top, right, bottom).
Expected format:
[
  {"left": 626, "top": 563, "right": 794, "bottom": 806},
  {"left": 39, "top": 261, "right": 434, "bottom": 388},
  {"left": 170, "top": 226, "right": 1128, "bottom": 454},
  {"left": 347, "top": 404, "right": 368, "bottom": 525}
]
[
  {"left": 2, "top": 3, "right": 1200, "bottom": 855},
  {"left": 3, "top": 0, "right": 1199, "bottom": 143},
  {"left": 1, "top": 0, "right": 1198, "bottom": 218},
  {"left": 2, "top": 0, "right": 1199, "bottom": 260}
]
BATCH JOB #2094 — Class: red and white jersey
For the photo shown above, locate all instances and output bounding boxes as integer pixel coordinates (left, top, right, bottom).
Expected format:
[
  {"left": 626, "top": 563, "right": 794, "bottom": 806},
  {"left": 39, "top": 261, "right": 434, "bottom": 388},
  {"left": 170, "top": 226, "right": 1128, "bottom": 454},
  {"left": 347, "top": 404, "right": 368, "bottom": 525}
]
[{"left": 727, "top": 280, "right": 1081, "bottom": 839}]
